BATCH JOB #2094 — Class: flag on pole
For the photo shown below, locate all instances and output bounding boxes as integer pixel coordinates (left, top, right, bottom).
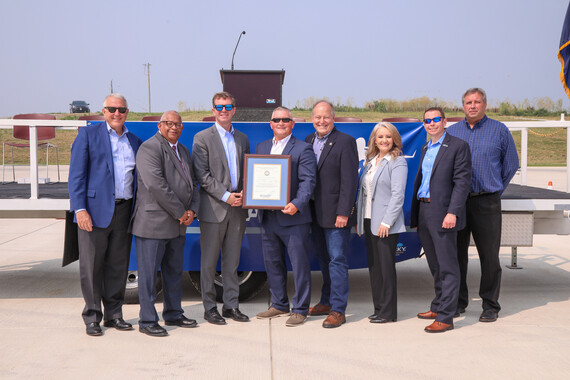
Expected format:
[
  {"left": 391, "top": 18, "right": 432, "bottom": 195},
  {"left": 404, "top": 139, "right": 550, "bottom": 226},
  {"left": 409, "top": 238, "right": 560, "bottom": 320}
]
[{"left": 558, "top": 2, "right": 570, "bottom": 99}]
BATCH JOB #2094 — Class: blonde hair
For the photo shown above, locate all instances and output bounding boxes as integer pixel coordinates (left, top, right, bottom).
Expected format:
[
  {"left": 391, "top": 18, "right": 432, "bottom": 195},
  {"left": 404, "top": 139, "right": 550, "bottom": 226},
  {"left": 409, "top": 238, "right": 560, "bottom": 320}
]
[{"left": 365, "top": 122, "right": 403, "bottom": 165}]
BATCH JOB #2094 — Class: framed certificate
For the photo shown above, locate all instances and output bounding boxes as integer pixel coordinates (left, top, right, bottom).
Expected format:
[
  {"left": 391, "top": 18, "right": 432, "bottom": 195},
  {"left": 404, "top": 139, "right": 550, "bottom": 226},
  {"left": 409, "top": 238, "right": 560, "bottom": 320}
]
[{"left": 243, "top": 154, "right": 291, "bottom": 209}]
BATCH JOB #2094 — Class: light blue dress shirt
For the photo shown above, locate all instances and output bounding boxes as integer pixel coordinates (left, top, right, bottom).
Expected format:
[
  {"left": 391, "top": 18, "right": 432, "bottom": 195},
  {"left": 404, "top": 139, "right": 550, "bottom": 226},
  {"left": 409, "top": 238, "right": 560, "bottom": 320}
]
[
  {"left": 107, "top": 123, "right": 135, "bottom": 200},
  {"left": 215, "top": 123, "right": 238, "bottom": 202},
  {"left": 417, "top": 132, "right": 446, "bottom": 199}
]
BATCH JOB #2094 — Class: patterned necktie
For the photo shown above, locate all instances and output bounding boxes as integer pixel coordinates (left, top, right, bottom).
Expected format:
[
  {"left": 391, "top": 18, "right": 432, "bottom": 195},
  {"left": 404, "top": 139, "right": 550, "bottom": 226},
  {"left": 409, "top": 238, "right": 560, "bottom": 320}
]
[{"left": 172, "top": 145, "right": 189, "bottom": 181}]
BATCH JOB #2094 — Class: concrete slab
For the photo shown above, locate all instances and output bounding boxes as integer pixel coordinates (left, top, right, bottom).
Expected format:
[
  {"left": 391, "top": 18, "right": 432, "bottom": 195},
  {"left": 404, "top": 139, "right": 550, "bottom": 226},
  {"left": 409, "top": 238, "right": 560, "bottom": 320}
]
[{"left": 1, "top": 218, "right": 569, "bottom": 379}]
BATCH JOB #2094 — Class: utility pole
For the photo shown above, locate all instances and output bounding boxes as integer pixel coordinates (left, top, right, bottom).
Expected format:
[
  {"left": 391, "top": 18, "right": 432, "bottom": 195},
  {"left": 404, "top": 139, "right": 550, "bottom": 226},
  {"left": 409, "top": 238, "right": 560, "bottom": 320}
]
[
  {"left": 110, "top": 80, "right": 113, "bottom": 93},
  {"left": 143, "top": 63, "right": 151, "bottom": 112}
]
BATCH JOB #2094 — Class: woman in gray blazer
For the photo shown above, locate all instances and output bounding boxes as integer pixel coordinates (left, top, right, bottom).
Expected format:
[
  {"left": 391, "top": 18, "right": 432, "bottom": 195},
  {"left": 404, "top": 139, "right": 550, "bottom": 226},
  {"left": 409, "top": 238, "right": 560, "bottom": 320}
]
[{"left": 356, "top": 122, "right": 407, "bottom": 323}]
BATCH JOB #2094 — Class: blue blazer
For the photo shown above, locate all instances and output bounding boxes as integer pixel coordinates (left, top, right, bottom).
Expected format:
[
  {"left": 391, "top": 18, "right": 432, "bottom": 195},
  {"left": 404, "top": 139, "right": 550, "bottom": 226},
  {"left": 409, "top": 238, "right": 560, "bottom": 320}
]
[
  {"left": 356, "top": 155, "right": 408, "bottom": 236},
  {"left": 305, "top": 128, "right": 359, "bottom": 228},
  {"left": 68, "top": 122, "right": 142, "bottom": 228},
  {"left": 410, "top": 133, "right": 471, "bottom": 232},
  {"left": 256, "top": 136, "right": 316, "bottom": 226}
]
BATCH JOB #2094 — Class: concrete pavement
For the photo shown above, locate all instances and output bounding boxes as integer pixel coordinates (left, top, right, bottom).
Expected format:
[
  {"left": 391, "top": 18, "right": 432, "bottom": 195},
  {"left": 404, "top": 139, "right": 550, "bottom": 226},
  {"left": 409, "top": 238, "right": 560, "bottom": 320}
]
[{"left": 1, "top": 217, "right": 569, "bottom": 379}]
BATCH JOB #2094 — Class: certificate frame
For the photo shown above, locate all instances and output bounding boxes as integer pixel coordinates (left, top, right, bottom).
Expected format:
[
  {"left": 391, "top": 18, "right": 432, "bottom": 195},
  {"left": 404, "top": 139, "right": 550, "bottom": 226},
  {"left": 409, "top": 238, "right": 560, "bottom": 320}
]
[{"left": 243, "top": 154, "right": 291, "bottom": 209}]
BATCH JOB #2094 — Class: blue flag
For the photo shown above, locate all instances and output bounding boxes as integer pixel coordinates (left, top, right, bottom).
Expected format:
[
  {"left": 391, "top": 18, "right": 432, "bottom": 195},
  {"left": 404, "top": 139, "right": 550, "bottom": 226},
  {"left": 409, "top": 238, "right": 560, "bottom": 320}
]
[{"left": 559, "top": 2, "right": 570, "bottom": 99}]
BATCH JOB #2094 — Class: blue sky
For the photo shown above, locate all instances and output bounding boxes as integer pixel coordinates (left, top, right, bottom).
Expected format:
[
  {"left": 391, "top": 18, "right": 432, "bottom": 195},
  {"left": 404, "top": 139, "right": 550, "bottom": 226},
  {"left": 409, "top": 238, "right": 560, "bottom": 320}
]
[{"left": 1, "top": 0, "right": 568, "bottom": 116}]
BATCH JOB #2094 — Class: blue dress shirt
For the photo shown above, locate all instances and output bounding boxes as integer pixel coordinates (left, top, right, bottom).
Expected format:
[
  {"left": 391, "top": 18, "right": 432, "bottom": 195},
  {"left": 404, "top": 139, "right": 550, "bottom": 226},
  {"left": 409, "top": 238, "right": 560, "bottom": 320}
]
[
  {"left": 215, "top": 123, "right": 238, "bottom": 202},
  {"left": 446, "top": 115, "right": 519, "bottom": 193},
  {"left": 107, "top": 123, "right": 135, "bottom": 200},
  {"left": 417, "top": 132, "right": 446, "bottom": 199}
]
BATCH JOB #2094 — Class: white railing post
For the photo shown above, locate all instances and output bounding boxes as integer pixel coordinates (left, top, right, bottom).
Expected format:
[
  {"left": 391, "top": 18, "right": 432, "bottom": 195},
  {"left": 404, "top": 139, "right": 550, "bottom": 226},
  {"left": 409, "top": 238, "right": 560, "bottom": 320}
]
[
  {"left": 520, "top": 127, "right": 528, "bottom": 186},
  {"left": 29, "top": 125, "right": 39, "bottom": 199}
]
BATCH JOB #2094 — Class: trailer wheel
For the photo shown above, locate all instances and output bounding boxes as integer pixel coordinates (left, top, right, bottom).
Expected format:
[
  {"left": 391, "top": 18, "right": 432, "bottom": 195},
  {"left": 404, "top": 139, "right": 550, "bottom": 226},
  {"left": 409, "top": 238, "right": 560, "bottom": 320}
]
[
  {"left": 123, "top": 271, "right": 162, "bottom": 304},
  {"left": 188, "top": 271, "right": 267, "bottom": 302}
]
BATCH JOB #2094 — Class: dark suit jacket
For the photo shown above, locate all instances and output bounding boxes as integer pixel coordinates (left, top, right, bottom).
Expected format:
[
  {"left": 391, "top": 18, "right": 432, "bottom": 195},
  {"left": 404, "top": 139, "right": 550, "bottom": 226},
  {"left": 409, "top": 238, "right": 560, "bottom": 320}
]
[
  {"left": 410, "top": 133, "right": 472, "bottom": 232},
  {"left": 192, "top": 124, "right": 250, "bottom": 223},
  {"left": 131, "top": 132, "right": 200, "bottom": 239},
  {"left": 256, "top": 136, "right": 316, "bottom": 226},
  {"left": 68, "top": 121, "right": 142, "bottom": 228},
  {"left": 305, "top": 127, "right": 359, "bottom": 229}
]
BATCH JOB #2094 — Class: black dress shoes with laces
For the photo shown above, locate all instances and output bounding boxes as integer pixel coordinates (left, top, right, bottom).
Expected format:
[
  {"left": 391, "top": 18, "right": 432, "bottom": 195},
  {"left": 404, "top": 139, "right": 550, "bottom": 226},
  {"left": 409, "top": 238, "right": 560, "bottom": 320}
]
[
  {"left": 165, "top": 315, "right": 198, "bottom": 328},
  {"left": 204, "top": 308, "right": 227, "bottom": 325},
  {"left": 139, "top": 324, "right": 168, "bottom": 337},
  {"left": 222, "top": 308, "right": 250, "bottom": 322},
  {"left": 103, "top": 318, "right": 133, "bottom": 331},
  {"left": 86, "top": 322, "right": 102, "bottom": 336}
]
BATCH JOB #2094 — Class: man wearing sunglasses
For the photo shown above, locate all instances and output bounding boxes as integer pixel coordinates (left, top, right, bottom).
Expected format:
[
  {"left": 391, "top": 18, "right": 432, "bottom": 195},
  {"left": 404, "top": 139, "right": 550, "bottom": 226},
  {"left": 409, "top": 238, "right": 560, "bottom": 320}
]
[
  {"left": 192, "top": 91, "right": 250, "bottom": 325},
  {"left": 69, "top": 94, "right": 142, "bottom": 336},
  {"left": 446, "top": 88, "right": 519, "bottom": 323},
  {"left": 255, "top": 107, "right": 316, "bottom": 326},
  {"left": 410, "top": 107, "right": 472, "bottom": 333}
]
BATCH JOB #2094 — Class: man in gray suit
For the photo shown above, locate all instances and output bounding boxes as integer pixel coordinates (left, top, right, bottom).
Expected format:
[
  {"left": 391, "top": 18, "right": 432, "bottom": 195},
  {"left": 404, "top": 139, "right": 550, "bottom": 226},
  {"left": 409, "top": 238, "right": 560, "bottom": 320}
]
[
  {"left": 192, "top": 92, "right": 250, "bottom": 325},
  {"left": 131, "top": 111, "right": 200, "bottom": 337}
]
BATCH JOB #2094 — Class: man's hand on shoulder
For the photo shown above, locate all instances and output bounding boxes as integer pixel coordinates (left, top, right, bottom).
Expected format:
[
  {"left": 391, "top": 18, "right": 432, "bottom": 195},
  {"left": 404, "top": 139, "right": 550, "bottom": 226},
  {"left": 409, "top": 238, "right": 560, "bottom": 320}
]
[{"left": 76, "top": 210, "right": 93, "bottom": 232}]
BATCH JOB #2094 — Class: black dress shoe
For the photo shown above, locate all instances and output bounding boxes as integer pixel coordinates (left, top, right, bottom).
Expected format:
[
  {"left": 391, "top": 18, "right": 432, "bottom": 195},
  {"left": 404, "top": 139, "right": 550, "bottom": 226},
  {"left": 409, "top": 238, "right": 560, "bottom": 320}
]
[
  {"left": 204, "top": 308, "right": 226, "bottom": 325},
  {"left": 479, "top": 309, "right": 499, "bottom": 322},
  {"left": 457, "top": 307, "right": 466, "bottom": 314},
  {"left": 368, "top": 314, "right": 377, "bottom": 320},
  {"left": 86, "top": 322, "right": 102, "bottom": 336},
  {"left": 165, "top": 315, "right": 198, "bottom": 328},
  {"left": 139, "top": 324, "right": 168, "bottom": 337},
  {"left": 103, "top": 318, "right": 133, "bottom": 331},
  {"left": 369, "top": 316, "right": 396, "bottom": 324},
  {"left": 222, "top": 307, "right": 250, "bottom": 322}
]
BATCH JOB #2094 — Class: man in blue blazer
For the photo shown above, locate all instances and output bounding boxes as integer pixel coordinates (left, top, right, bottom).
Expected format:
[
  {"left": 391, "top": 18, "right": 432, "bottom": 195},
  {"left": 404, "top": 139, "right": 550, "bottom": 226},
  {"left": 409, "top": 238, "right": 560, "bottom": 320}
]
[
  {"left": 68, "top": 94, "right": 142, "bottom": 336},
  {"left": 410, "top": 107, "right": 471, "bottom": 333},
  {"left": 305, "top": 100, "right": 359, "bottom": 328},
  {"left": 255, "top": 107, "right": 316, "bottom": 327}
]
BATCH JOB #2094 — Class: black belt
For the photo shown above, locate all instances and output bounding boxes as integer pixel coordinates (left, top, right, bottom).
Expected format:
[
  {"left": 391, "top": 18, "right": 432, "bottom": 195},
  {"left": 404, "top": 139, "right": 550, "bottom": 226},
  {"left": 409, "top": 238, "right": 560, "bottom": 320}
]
[
  {"left": 419, "top": 198, "right": 431, "bottom": 203},
  {"left": 115, "top": 198, "right": 130, "bottom": 205},
  {"left": 468, "top": 191, "right": 498, "bottom": 198}
]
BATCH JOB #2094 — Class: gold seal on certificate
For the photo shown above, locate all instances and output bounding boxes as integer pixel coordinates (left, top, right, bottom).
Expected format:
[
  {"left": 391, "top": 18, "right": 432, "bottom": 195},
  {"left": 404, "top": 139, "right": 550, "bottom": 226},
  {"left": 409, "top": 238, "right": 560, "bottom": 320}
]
[{"left": 243, "top": 154, "right": 291, "bottom": 209}]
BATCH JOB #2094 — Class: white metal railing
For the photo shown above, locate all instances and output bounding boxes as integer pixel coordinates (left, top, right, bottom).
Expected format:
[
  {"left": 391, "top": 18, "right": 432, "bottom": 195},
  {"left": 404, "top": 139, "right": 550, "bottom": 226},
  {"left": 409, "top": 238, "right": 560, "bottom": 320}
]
[{"left": 1, "top": 118, "right": 569, "bottom": 198}]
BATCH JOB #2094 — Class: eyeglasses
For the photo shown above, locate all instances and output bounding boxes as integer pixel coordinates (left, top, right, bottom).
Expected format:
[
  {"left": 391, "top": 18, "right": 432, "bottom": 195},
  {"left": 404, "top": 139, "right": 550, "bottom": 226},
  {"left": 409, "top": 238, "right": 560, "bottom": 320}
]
[
  {"left": 160, "top": 121, "right": 183, "bottom": 129},
  {"left": 271, "top": 118, "right": 292, "bottom": 123},
  {"left": 104, "top": 107, "right": 128, "bottom": 114},
  {"left": 423, "top": 116, "right": 443, "bottom": 124},
  {"left": 214, "top": 104, "right": 234, "bottom": 111}
]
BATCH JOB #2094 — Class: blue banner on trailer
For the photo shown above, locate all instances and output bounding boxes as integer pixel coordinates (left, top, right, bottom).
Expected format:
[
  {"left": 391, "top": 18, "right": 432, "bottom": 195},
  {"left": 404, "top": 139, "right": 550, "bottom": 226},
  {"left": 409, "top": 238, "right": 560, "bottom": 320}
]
[{"left": 125, "top": 121, "right": 427, "bottom": 272}]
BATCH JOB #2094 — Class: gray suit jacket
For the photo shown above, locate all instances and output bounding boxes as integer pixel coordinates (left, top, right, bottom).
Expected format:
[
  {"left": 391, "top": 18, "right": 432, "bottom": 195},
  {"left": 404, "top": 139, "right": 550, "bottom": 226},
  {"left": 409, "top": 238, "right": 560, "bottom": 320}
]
[
  {"left": 131, "top": 132, "right": 199, "bottom": 239},
  {"left": 192, "top": 124, "right": 250, "bottom": 223},
  {"left": 356, "top": 155, "right": 407, "bottom": 236}
]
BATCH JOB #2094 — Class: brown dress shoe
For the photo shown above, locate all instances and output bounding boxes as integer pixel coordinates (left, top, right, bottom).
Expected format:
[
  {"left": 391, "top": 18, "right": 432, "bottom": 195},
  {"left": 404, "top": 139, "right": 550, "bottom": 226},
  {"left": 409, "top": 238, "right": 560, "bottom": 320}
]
[
  {"left": 417, "top": 310, "right": 438, "bottom": 319},
  {"left": 322, "top": 311, "right": 346, "bottom": 328},
  {"left": 309, "top": 303, "right": 332, "bottom": 316},
  {"left": 424, "top": 321, "right": 453, "bottom": 333}
]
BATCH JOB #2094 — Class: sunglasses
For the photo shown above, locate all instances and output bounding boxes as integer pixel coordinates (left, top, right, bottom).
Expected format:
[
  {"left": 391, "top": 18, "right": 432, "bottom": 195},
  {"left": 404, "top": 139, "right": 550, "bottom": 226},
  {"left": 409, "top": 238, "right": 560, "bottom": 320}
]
[
  {"left": 160, "top": 121, "right": 183, "bottom": 129},
  {"left": 214, "top": 104, "right": 234, "bottom": 111},
  {"left": 271, "top": 118, "right": 292, "bottom": 123},
  {"left": 104, "top": 106, "right": 128, "bottom": 114},
  {"left": 423, "top": 116, "right": 443, "bottom": 124}
]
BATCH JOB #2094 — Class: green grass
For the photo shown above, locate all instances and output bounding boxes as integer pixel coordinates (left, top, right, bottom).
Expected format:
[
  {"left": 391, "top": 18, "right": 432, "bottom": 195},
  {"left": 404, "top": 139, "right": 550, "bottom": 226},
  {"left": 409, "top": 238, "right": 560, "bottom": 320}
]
[{"left": 1, "top": 112, "right": 567, "bottom": 166}]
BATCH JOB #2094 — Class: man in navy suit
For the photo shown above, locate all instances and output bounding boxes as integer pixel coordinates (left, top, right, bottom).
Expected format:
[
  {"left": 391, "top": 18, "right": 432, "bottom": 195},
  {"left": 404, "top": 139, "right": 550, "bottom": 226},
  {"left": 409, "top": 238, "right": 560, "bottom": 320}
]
[
  {"left": 69, "top": 94, "right": 142, "bottom": 336},
  {"left": 305, "top": 100, "right": 358, "bottom": 328},
  {"left": 410, "top": 107, "right": 471, "bottom": 333},
  {"left": 255, "top": 107, "right": 316, "bottom": 327}
]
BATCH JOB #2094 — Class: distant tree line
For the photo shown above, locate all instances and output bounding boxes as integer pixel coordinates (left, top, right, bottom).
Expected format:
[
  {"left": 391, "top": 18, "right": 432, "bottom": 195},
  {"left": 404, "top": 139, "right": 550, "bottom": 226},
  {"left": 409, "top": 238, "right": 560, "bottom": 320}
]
[{"left": 293, "top": 96, "right": 568, "bottom": 116}]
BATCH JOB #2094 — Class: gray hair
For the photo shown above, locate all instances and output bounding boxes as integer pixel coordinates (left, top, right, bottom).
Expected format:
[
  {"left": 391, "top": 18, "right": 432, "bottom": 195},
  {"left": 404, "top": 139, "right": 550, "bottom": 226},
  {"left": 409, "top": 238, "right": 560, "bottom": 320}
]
[
  {"left": 103, "top": 93, "right": 128, "bottom": 108},
  {"left": 271, "top": 106, "right": 293, "bottom": 119},
  {"left": 160, "top": 110, "right": 182, "bottom": 122},
  {"left": 311, "top": 99, "right": 335, "bottom": 117},
  {"left": 462, "top": 88, "right": 487, "bottom": 104}
]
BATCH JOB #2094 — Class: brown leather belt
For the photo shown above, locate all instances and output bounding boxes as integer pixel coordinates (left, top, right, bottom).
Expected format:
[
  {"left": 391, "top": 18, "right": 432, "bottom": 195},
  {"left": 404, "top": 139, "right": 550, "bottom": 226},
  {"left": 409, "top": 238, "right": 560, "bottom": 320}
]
[{"left": 419, "top": 198, "right": 431, "bottom": 203}]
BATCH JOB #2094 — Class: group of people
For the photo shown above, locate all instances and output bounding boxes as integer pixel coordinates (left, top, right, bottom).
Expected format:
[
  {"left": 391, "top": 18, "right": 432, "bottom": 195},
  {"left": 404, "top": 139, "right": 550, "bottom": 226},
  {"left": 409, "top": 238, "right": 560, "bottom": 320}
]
[{"left": 68, "top": 87, "right": 518, "bottom": 337}]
